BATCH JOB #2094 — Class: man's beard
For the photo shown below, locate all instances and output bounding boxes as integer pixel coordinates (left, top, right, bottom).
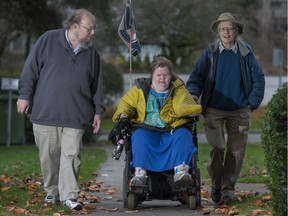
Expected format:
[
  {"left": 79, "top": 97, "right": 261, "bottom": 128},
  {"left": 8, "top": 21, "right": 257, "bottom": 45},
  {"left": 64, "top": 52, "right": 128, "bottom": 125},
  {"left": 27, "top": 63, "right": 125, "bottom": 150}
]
[{"left": 78, "top": 38, "right": 93, "bottom": 49}]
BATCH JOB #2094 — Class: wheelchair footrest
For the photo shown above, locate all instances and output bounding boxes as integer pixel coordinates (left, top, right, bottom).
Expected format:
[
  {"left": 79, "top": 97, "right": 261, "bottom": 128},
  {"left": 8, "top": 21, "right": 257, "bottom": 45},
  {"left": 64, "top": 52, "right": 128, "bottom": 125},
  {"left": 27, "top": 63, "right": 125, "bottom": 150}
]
[
  {"left": 130, "top": 185, "right": 149, "bottom": 194},
  {"left": 174, "top": 183, "right": 193, "bottom": 190},
  {"left": 174, "top": 185, "right": 195, "bottom": 194}
]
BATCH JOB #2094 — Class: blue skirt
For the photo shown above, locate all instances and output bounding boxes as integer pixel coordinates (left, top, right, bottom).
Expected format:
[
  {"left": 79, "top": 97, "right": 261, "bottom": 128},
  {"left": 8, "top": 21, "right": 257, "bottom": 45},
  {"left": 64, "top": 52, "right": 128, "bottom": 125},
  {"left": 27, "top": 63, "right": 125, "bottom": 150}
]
[{"left": 131, "top": 127, "right": 197, "bottom": 172}]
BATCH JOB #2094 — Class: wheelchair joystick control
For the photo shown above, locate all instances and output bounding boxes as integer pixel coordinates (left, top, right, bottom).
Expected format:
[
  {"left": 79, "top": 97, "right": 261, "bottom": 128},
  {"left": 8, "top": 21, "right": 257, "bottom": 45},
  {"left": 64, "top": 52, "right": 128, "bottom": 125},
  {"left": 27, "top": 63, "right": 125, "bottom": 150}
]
[{"left": 112, "top": 139, "right": 124, "bottom": 160}]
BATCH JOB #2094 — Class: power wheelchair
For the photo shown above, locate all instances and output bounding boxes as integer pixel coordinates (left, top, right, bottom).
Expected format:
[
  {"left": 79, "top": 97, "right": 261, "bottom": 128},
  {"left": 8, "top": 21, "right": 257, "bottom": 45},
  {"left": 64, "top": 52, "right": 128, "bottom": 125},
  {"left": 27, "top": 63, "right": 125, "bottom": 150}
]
[{"left": 108, "top": 116, "right": 201, "bottom": 210}]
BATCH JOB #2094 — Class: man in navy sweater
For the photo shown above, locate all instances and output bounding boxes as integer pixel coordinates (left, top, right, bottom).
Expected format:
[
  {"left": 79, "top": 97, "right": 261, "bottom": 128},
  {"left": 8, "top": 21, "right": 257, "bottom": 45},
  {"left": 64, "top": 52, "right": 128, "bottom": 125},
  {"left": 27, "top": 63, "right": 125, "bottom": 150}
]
[
  {"left": 17, "top": 9, "right": 105, "bottom": 210},
  {"left": 186, "top": 12, "right": 265, "bottom": 204}
]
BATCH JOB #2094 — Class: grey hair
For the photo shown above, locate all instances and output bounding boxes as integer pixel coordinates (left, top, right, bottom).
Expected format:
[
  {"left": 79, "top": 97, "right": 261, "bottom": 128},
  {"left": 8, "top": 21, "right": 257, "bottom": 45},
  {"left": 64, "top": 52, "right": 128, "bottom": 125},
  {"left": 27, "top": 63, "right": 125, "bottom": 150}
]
[{"left": 63, "top": 9, "right": 95, "bottom": 29}]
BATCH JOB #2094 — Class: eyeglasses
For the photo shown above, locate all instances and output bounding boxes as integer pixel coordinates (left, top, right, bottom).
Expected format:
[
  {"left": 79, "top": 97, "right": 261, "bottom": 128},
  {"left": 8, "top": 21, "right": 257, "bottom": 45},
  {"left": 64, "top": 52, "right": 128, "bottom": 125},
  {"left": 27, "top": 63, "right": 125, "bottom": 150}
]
[
  {"left": 219, "top": 27, "right": 234, "bottom": 33},
  {"left": 79, "top": 23, "right": 95, "bottom": 33}
]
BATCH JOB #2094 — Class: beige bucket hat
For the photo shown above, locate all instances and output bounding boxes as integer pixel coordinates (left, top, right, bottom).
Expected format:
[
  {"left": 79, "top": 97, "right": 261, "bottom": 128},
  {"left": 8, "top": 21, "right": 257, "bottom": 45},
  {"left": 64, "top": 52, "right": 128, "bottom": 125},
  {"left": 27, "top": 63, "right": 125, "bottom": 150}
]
[{"left": 210, "top": 12, "right": 245, "bottom": 35}]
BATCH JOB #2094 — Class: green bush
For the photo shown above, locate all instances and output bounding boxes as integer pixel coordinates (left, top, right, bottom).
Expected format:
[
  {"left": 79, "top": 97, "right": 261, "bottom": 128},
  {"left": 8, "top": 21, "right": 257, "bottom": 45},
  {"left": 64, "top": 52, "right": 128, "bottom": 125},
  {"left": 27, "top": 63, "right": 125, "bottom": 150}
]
[
  {"left": 261, "top": 82, "right": 287, "bottom": 216},
  {"left": 102, "top": 62, "right": 124, "bottom": 107}
]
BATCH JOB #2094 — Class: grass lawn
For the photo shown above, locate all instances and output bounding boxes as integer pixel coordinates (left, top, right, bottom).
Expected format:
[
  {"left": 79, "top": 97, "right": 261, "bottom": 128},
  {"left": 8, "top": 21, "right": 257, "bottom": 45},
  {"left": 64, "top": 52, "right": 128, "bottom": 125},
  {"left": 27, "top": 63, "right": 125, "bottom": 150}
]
[
  {"left": 197, "top": 143, "right": 268, "bottom": 185},
  {"left": 0, "top": 144, "right": 107, "bottom": 215}
]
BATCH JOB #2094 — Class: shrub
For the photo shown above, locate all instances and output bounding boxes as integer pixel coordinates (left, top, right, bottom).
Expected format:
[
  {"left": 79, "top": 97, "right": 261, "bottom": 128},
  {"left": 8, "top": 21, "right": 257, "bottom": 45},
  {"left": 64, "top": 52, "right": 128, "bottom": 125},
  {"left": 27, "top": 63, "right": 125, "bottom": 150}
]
[
  {"left": 261, "top": 82, "right": 287, "bottom": 216},
  {"left": 102, "top": 62, "right": 124, "bottom": 107}
]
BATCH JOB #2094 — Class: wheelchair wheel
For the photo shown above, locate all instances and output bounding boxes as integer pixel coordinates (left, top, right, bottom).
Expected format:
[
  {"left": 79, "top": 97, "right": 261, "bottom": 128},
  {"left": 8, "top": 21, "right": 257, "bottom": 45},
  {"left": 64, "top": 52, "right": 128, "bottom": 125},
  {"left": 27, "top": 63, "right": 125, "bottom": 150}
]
[
  {"left": 127, "top": 193, "right": 138, "bottom": 210},
  {"left": 187, "top": 195, "right": 196, "bottom": 210},
  {"left": 195, "top": 168, "right": 201, "bottom": 206},
  {"left": 123, "top": 149, "right": 133, "bottom": 208},
  {"left": 122, "top": 168, "right": 128, "bottom": 208}
]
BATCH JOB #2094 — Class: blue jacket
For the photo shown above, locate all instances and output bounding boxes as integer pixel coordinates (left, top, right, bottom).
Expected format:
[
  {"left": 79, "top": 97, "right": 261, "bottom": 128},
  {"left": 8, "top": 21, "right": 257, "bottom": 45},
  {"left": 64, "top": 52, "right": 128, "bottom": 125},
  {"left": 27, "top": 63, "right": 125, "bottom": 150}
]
[{"left": 186, "top": 38, "right": 265, "bottom": 111}]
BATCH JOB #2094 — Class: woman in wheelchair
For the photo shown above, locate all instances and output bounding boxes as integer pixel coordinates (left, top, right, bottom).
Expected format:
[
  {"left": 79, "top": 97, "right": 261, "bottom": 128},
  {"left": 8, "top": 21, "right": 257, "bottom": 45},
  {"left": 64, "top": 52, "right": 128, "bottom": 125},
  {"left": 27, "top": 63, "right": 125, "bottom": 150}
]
[{"left": 111, "top": 55, "right": 202, "bottom": 188}]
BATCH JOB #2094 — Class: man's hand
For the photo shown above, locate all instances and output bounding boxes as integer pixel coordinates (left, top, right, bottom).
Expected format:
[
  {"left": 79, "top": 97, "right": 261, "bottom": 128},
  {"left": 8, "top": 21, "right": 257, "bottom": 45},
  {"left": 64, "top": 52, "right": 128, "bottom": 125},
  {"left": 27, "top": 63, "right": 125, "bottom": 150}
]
[
  {"left": 16, "top": 99, "right": 30, "bottom": 114},
  {"left": 92, "top": 114, "right": 101, "bottom": 134}
]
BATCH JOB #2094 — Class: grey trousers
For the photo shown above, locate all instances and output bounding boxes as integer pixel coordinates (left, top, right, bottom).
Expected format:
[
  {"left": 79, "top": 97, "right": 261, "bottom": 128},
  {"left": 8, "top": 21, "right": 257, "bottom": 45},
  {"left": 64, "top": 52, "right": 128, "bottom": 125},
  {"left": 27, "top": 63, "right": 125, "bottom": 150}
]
[
  {"left": 203, "top": 106, "right": 251, "bottom": 197},
  {"left": 33, "top": 124, "right": 84, "bottom": 201}
]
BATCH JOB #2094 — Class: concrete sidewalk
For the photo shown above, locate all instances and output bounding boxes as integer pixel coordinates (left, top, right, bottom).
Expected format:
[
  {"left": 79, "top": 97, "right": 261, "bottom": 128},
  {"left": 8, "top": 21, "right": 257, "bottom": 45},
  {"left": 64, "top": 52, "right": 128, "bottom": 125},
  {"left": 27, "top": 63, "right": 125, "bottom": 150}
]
[{"left": 87, "top": 143, "right": 269, "bottom": 215}]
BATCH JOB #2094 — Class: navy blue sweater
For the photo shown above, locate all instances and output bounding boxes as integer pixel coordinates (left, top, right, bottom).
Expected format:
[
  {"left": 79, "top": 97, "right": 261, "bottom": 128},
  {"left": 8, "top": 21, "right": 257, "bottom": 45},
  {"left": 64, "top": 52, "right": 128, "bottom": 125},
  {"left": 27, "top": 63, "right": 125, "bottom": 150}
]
[{"left": 209, "top": 50, "right": 248, "bottom": 110}]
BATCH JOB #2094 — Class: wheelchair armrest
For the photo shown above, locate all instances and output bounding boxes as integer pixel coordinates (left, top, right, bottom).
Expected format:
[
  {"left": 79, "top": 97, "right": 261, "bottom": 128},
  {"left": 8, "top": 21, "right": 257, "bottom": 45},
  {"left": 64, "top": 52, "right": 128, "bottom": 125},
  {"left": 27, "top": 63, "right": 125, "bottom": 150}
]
[{"left": 185, "top": 114, "right": 201, "bottom": 122}]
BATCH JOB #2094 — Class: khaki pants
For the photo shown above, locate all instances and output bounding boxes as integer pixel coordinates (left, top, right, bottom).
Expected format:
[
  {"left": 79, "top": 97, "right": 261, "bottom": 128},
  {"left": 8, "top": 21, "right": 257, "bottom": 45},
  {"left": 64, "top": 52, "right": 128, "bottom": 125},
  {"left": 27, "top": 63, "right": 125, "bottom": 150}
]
[
  {"left": 203, "top": 107, "right": 251, "bottom": 197},
  {"left": 33, "top": 124, "right": 84, "bottom": 201}
]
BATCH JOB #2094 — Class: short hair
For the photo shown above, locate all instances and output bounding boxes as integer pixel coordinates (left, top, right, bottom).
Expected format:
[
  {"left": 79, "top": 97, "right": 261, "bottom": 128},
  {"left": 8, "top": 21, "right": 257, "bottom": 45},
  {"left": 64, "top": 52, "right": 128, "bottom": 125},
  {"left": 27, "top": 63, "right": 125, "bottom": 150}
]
[
  {"left": 63, "top": 9, "right": 95, "bottom": 29},
  {"left": 149, "top": 55, "right": 177, "bottom": 82},
  {"left": 149, "top": 55, "right": 173, "bottom": 74}
]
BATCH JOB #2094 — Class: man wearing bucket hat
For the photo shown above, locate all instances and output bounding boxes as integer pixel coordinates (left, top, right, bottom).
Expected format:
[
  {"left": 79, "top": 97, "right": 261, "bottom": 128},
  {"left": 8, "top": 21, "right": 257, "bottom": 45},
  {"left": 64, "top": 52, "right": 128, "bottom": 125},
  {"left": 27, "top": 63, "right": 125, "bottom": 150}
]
[{"left": 186, "top": 12, "right": 265, "bottom": 204}]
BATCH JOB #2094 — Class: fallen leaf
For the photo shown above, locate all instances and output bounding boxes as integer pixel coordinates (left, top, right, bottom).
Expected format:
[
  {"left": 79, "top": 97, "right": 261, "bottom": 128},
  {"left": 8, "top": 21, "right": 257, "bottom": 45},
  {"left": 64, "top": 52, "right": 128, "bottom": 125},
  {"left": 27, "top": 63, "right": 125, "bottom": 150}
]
[
  {"left": 79, "top": 193, "right": 101, "bottom": 205},
  {"left": 262, "top": 195, "right": 272, "bottom": 201},
  {"left": 43, "top": 207, "right": 53, "bottom": 211},
  {"left": 97, "top": 206, "right": 118, "bottom": 212},
  {"left": 252, "top": 209, "right": 263, "bottom": 215},
  {"left": 84, "top": 205, "right": 97, "bottom": 210},
  {"left": 215, "top": 207, "right": 228, "bottom": 214},
  {"left": 0, "top": 174, "right": 11, "bottom": 184},
  {"left": 1, "top": 186, "right": 10, "bottom": 192},
  {"left": 103, "top": 189, "right": 117, "bottom": 195},
  {"left": 236, "top": 190, "right": 254, "bottom": 197},
  {"left": 254, "top": 200, "right": 263, "bottom": 206},
  {"left": 69, "top": 208, "right": 92, "bottom": 215},
  {"left": 235, "top": 196, "right": 242, "bottom": 202},
  {"left": 6, "top": 205, "right": 30, "bottom": 214},
  {"left": 228, "top": 209, "right": 239, "bottom": 215},
  {"left": 249, "top": 170, "right": 257, "bottom": 175},
  {"left": 105, "top": 207, "right": 118, "bottom": 212},
  {"left": 114, "top": 196, "right": 123, "bottom": 201},
  {"left": 103, "top": 195, "right": 113, "bottom": 200},
  {"left": 201, "top": 190, "right": 210, "bottom": 198},
  {"left": 26, "top": 182, "right": 39, "bottom": 190},
  {"left": 202, "top": 207, "right": 215, "bottom": 214},
  {"left": 124, "top": 210, "right": 139, "bottom": 213}
]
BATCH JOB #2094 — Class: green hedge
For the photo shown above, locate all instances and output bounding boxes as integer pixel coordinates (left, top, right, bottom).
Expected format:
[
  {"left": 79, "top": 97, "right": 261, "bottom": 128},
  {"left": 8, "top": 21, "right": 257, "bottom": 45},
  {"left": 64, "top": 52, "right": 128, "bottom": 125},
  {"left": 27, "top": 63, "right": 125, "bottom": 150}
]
[{"left": 261, "top": 82, "right": 287, "bottom": 216}]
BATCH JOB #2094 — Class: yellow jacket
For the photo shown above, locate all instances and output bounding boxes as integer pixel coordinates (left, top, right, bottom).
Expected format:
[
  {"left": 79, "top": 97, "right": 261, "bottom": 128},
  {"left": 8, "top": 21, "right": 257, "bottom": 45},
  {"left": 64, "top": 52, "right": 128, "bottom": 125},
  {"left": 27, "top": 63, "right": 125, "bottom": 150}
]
[{"left": 112, "top": 78, "right": 202, "bottom": 128}]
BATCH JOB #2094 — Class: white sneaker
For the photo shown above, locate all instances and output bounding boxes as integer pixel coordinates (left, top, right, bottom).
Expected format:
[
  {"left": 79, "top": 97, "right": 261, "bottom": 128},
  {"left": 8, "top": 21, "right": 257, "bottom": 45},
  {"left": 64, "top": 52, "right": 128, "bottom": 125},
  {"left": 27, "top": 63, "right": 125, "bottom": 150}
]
[
  {"left": 174, "top": 171, "right": 192, "bottom": 182},
  {"left": 62, "top": 199, "right": 83, "bottom": 210},
  {"left": 174, "top": 172, "right": 192, "bottom": 188},
  {"left": 174, "top": 163, "right": 192, "bottom": 188},
  {"left": 44, "top": 194, "right": 59, "bottom": 204}
]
